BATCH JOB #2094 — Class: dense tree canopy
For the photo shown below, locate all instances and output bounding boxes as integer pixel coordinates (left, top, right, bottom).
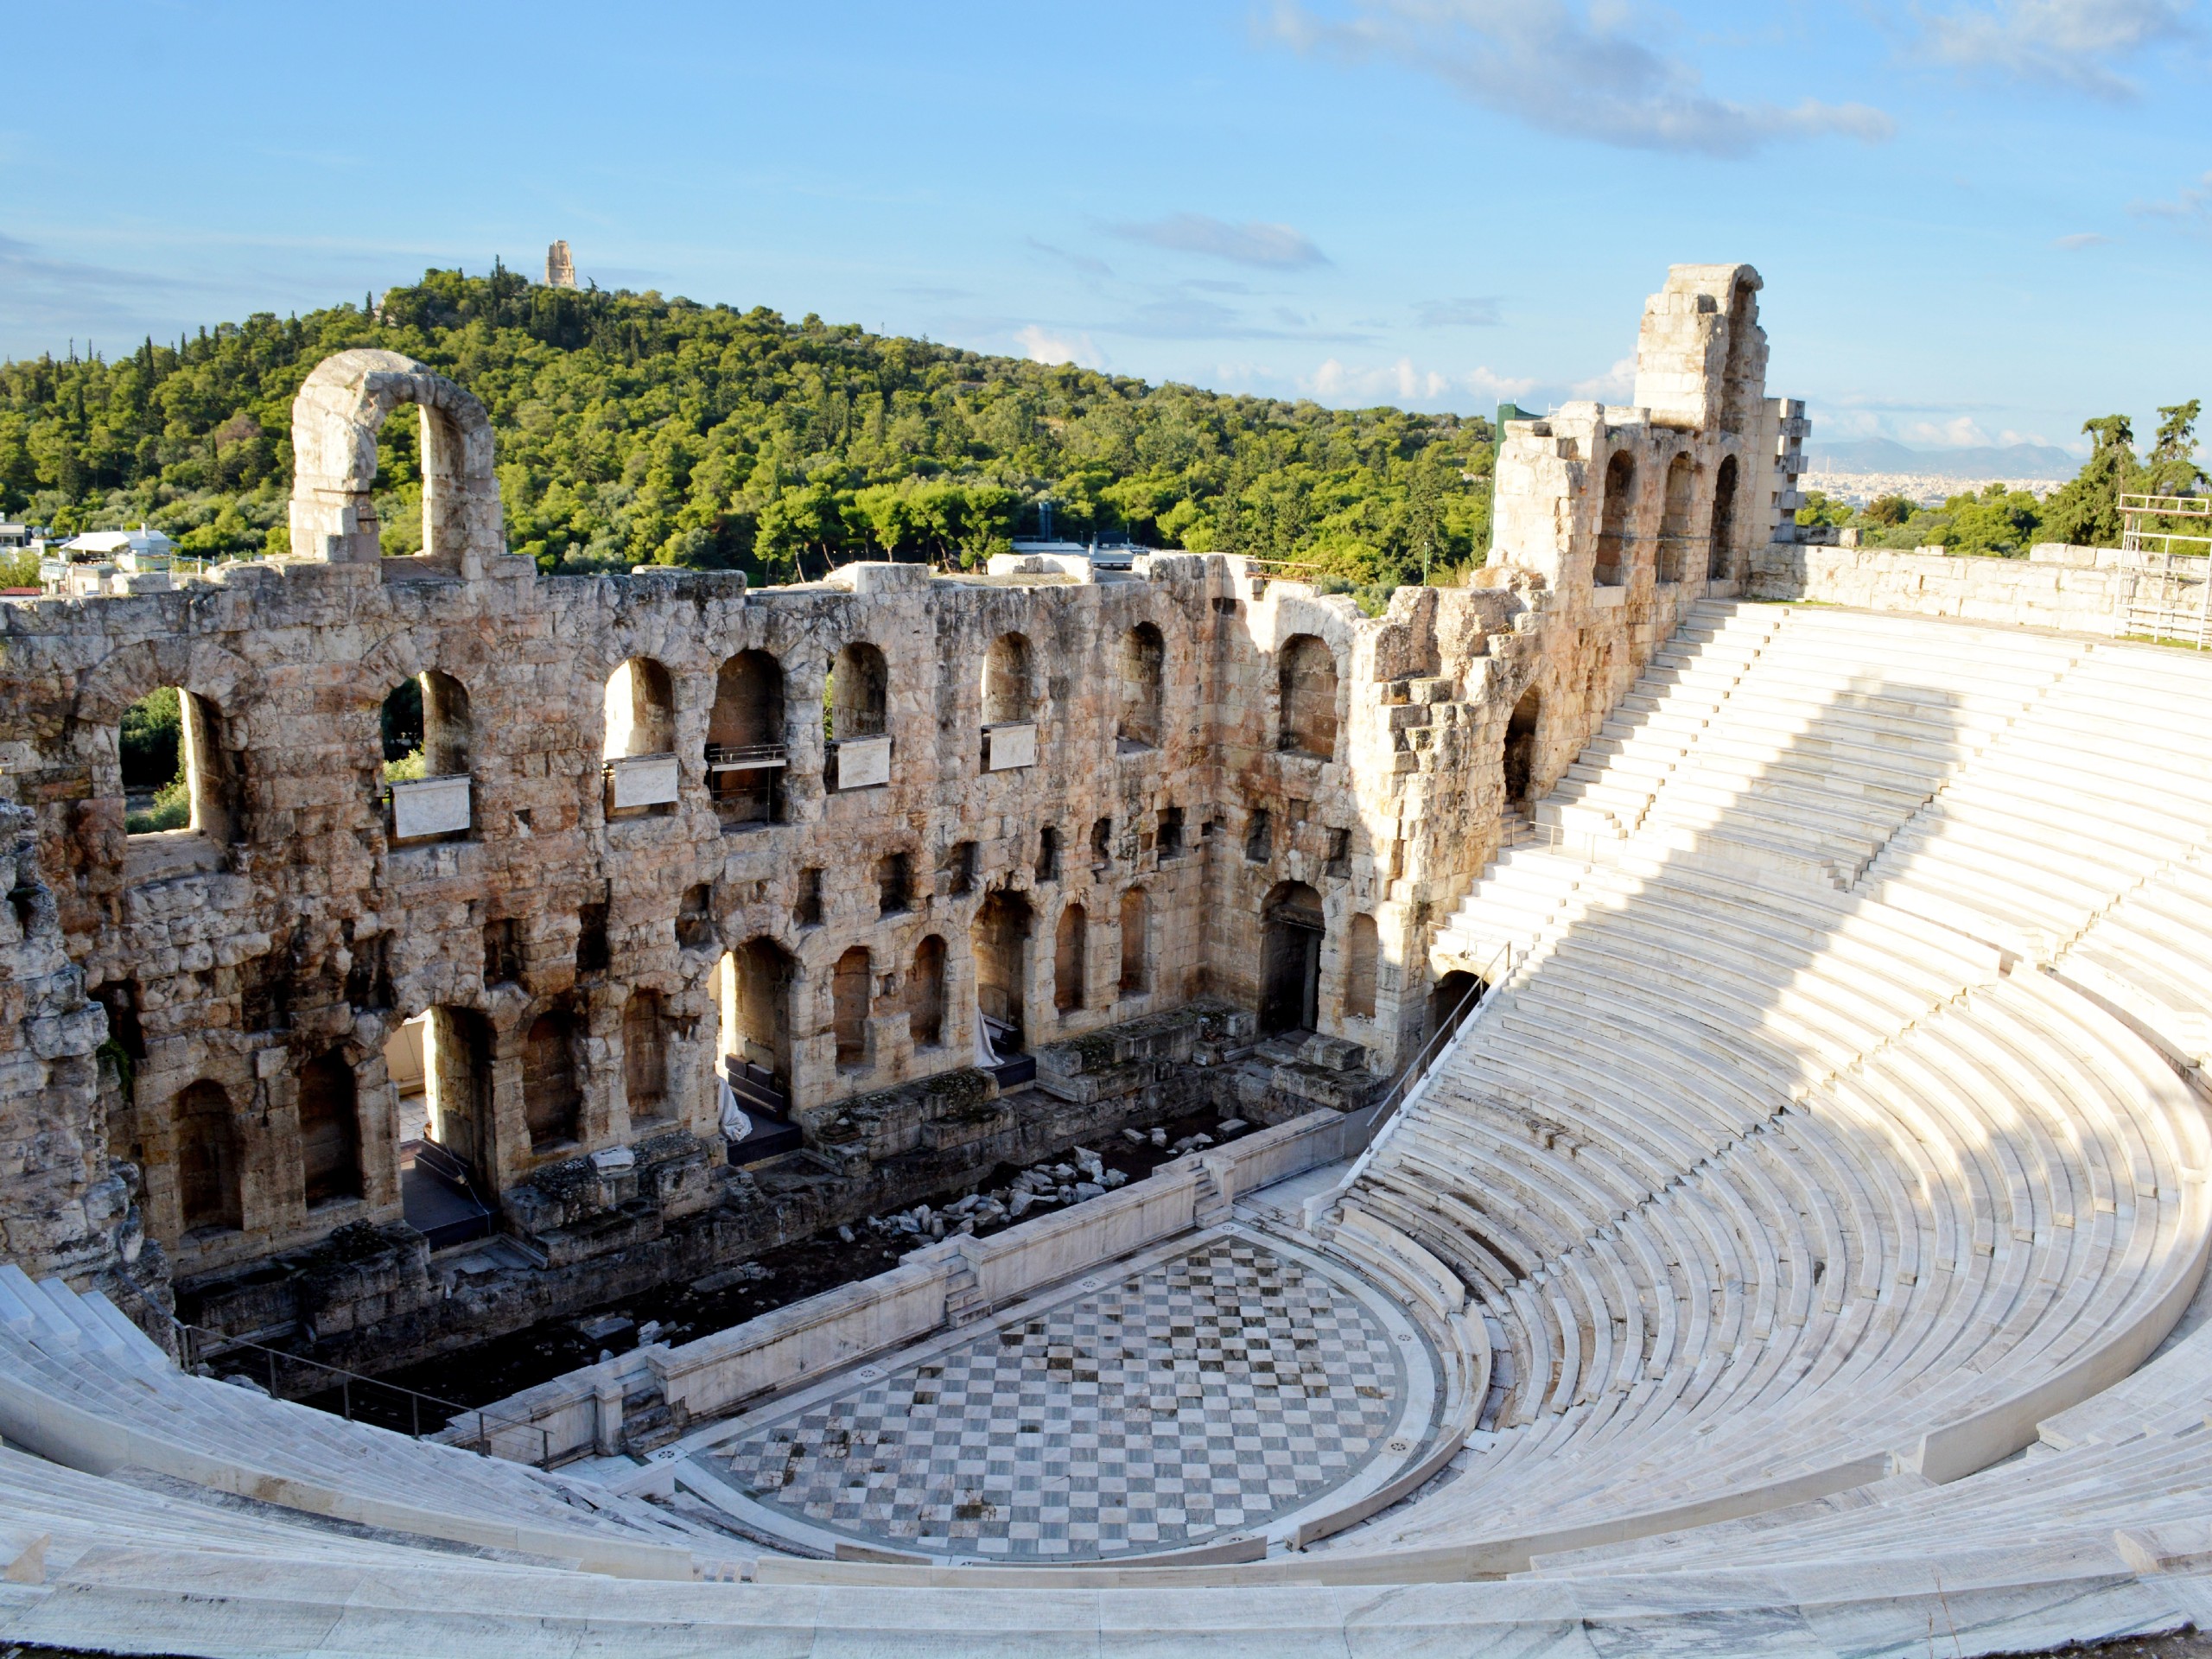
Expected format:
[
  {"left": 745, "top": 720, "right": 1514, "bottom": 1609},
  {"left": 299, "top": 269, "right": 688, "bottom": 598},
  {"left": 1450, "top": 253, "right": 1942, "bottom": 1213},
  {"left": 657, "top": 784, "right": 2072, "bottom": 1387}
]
[{"left": 0, "top": 267, "right": 1497, "bottom": 591}]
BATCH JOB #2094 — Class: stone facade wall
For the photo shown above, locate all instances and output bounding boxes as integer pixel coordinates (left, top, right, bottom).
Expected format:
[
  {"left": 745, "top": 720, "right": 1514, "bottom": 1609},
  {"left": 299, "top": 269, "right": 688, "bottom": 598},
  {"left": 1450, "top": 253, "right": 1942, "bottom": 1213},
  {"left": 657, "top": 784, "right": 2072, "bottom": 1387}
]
[
  {"left": 0, "top": 264, "right": 1793, "bottom": 1354},
  {"left": 1751, "top": 540, "right": 2174, "bottom": 637}
]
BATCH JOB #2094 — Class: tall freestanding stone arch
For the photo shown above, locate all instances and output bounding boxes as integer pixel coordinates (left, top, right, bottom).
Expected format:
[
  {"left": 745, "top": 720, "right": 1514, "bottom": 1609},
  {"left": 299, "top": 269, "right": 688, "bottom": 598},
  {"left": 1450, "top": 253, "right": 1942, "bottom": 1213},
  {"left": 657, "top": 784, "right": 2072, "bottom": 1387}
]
[{"left": 288, "top": 348, "right": 504, "bottom": 577}]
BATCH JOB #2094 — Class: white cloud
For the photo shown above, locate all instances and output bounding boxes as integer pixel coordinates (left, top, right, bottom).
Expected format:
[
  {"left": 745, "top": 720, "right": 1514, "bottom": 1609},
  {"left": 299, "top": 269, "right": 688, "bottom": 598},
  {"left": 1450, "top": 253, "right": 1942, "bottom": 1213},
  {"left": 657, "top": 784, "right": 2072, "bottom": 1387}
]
[
  {"left": 1571, "top": 355, "right": 1637, "bottom": 400},
  {"left": 1111, "top": 213, "right": 1330, "bottom": 269},
  {"left": 1014, "top": 325, "right": 1103, "bottom": 369},
  {"left": 1902, "top": 414, "right": 1995, "bottom": 447},
  {"left": 1465, "top": 365, "right": 1540, "bottom": 400},
  {"left": 2131, "top": 168, "right": 2212, "bottom": 223},
  {"left": 1303, "top": 356, "right": 1459, "bottom": 402},
  {"left": 1918, "top": 0, "right": 2192, "bottom": 99},
  {"left": 2051, "top": 231, "right": 2113, "bottom": 247},
  {"left": 1263, "top": 0, "right": 1894, "bottom": 156}
]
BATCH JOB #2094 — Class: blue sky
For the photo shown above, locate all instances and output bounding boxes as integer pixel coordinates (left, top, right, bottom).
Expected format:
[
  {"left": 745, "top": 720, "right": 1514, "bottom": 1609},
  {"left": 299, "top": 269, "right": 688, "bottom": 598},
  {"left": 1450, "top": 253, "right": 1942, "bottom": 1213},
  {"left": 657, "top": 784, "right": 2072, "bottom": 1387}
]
[{"left": 3, "top": 0, "right": 2207, "bottom": 454}]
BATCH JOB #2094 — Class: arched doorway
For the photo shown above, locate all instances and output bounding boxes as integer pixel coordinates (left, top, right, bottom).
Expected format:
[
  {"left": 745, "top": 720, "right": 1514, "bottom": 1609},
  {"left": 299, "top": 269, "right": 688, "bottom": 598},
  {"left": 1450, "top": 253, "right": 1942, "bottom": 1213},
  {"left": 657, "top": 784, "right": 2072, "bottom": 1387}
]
[
  {"left": 1428, "top": 970, "right": 1484, "bottom": 1045},
  {"left": 1054, "top": 904, "right": 1088, "bottom": 1014},
  {"left": 1656, "top": 454, "right": 1694, "bottom": 583},
  {"left": 522, "top": 1005, "right": 582, "bottom": 1152},
  {"left": 972, "top": 888, "right": 1033, "bottom": 1053},
  {"left": 1117, "top": 624, "right": 1164, "bottom": 749},
  {"left": 1595, "top": 451, "right": 1636, "bottom": 587},
  {"left": 297, "top": 1048, "right": 361, "bottom": 1206},
  {"left": 1277, "top": 635, "right": 1338, "bottom": 757},
  {"left": 832, "top": 947, "right": 873, "bottom": 1071},
  {"left": 1707, "top": 455, "right": 1738, "bottom": 580},
  {"left": 1260, "top": 881, "right": 1325, "bottom": 1035},
  {"left": 1504, "top": 684, "right": 1541, "bottom": 805},
  {"left": 720, "top": 938, "right": 796, "bottom": 1102},
  {"left": 175, "top": 1080, "right": 241, "bottom": 1233}
]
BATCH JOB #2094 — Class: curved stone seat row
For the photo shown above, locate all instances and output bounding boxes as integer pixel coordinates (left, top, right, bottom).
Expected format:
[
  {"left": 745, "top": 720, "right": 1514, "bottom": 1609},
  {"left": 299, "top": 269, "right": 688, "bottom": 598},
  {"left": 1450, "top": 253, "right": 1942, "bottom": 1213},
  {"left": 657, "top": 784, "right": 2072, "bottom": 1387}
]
[{"left": 0, "top": 1266, "right": 730, "bottom": 1579}]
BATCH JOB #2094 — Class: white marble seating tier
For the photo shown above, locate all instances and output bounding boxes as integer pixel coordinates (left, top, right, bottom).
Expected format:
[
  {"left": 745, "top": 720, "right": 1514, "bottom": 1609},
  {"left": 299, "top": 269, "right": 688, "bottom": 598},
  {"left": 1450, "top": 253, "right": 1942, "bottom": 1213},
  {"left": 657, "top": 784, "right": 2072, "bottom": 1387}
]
[
  {"left": 0, "top": 1267, "right": 734, "bottom": 1579},
  {"left": 1335, "top": 601, "right": 2212, "bottom": 1582}
]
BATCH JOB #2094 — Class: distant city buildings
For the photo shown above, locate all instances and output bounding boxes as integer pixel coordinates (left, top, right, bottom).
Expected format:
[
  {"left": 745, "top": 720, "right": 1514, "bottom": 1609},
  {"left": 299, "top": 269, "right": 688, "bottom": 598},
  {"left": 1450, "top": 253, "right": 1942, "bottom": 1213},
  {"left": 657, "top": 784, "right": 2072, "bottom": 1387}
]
[{"left": 1801, "top": 470, "right": 2063, "bottom": 508}]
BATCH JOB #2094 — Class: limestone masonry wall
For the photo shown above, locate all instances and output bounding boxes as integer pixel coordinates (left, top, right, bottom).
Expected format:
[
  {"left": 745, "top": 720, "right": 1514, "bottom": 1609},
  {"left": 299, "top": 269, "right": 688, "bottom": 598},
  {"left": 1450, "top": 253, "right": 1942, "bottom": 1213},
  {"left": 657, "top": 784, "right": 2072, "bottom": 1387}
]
[
  {"left": 0, "top": 264, "right": 1796, "bottom": 1363},
  {"left": 1752, "top": 539, "right": 2176, "bottom": 636}
]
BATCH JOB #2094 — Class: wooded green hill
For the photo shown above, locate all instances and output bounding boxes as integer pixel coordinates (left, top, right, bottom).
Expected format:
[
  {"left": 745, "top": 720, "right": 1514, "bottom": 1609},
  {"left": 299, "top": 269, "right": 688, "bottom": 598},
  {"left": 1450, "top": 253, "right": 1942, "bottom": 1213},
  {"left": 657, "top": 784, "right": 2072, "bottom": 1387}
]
[{"left": 0, "top": 266, "right": 1495, "bottom": 593}]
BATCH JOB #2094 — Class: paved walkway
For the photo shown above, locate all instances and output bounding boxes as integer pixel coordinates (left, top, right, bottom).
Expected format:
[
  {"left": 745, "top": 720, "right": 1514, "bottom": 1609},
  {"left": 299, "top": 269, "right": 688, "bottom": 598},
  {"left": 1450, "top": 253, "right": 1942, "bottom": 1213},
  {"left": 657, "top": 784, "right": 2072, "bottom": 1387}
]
[{"left": 677, "top": 1225, "right": 1442, "bottom": 1561}]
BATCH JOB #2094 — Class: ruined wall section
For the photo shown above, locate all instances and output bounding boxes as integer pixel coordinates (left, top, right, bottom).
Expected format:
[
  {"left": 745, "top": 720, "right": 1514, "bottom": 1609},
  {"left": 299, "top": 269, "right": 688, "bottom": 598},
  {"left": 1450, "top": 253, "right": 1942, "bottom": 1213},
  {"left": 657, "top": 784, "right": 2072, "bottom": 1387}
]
[
  {"left": 1484, "top": 262, "right": 1790, "bottom": 810},
  {"left": 0, "top": 554, "right": 1230, "bottom": 1290},
  {"left": 0, "top": 265, "right": 1802, "bottom": 1311},
  {"left": 0, "top": 803, "right": 139, "bottom": 1294}
]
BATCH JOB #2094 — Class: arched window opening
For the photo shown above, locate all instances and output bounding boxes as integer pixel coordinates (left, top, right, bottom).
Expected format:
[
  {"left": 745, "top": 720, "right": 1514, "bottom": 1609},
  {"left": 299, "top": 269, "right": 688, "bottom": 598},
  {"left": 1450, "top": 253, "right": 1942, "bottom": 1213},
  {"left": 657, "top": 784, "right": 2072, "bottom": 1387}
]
[
  {"left": 825, "top": 643, "right": 891, "bottom": 791},
  {"left": 1656, "top": 454, "right": 1694, "bottom": 584},
  {"left": 369, "top": 399, "right": 475, "bottom": 563},
  {"left": 1054, "top": 904, "right": 1088, "bottom": 1014},
  {"left": 907, "top": 935, "right": 947, "bottom": 1049},
  {"left": 1595, "top": 451, "right": 1637, "bottom": 587},
  {"left": 719, "top": 939, "right": 795, "bottom": 1106},
  {"left": 1719, "top": 277, "right": 1759, "bottom": 435},
  {"left": 1090, "top": 817, "right": 1114, "bottom": 869},
  {"left": 298, "top": 1047, "right": 362, "bottom": 1206},
  {"left": 1707, "top": 455, "right": 1738, "bottom": 581},
  {"left": 175, "top": 1080, "right": 240, "bottom": 1233},
  {"left": 522, "top": 1007, "right": 582, "bottom": 1152},
  {"left": 1428, "top": 970, "right": 1484, "bottom": 1044},
  {"left": 624, "top": 989, "right": 671, "bottom": 1124},
  {"left": 972, "top": 889, "right": 1033, "bottom": 1053},
  {"left": 382, "top": 671, "right": 474, "bottom": 842},
  {"left": 1277, "top": 635, "right": 1338, "bottom": 759},
  {"left": 832, "top": 947, "right": 872, "bottom": 1071},
  {"left": 982, "top": 633, "right": 1033, "bottom": 727},
  {"left": 1345, "top": 913, "right": 1379, "bottom": 1020},
  {"left": 1036, "top": 826, "right": 1060, "bottom": 883},
  {"left": 708, "top": 650, "right": 787, "bottom": 826},
  {"left": 1116, "top": 623, "right": 1165, "bottom": 750},
  {"left": 1260, "top": 880, "right": 1325, "bottom": 1036},
  {"left": 825, "top": 643, "right": 888, "bottom": 740},
  {"left": 603, "top": 658, "right": 676, "bottom": 759},
  {"left": 122, "top": 687, "right": 240, "bottom": 842},
  {"left": 605, "top": 658, "right": 678, "bottom": 818},
  {"left": 1118, "top": 888, "right": 1149, "bottom": 996},
  {"left": 1504, "top": 684, "right": 1542, "bottom": 805}
]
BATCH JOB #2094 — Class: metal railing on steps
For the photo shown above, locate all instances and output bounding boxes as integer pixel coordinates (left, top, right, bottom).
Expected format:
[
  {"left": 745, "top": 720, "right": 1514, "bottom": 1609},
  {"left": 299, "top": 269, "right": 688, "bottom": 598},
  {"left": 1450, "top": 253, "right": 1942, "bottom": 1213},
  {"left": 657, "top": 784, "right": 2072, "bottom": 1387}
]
[{"left": 105, "top": 1273, "right": 553, "bottom": 1465}]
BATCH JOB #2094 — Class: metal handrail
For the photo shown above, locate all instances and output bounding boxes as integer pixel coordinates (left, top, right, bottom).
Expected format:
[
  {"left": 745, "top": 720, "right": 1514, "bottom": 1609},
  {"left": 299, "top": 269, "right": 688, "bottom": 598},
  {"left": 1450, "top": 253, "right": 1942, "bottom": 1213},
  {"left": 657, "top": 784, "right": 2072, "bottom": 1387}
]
[
  {"left": 2120, "top": 493, "right": 2212, "bottom": 518},
  {"left": 1362, "top": 939, "right": 1516, "bottom": 1135},
  {"left": 104, "top": 1274, "right": 552, "bottom": 1465},
  {"left": 705, "top": 742, "right": 789, "bottom": 770}
]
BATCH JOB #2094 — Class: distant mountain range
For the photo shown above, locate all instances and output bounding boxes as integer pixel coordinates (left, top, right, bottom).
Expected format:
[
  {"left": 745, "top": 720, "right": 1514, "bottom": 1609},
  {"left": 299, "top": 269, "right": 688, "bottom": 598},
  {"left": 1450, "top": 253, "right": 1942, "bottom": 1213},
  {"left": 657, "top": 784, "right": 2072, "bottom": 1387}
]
[{"left": 1801, "top": 437, "right": 2081, "bottom": 481}]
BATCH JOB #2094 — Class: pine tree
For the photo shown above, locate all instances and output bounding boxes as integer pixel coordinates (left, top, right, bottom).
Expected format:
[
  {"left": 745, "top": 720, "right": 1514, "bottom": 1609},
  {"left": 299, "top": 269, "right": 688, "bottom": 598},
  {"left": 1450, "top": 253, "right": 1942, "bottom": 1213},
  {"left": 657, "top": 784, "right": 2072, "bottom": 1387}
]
[{"left": 2041, "top": 415, "right": 2138, "bottom": 548}]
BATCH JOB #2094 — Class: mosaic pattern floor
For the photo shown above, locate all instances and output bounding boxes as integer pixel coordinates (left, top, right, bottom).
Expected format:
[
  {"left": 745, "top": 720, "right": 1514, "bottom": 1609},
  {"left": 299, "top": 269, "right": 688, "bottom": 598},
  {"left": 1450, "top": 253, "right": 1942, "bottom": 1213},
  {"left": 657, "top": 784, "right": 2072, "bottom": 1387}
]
[{"left": 699, "top": 1233, "right": 1416, "bottom": 1560}]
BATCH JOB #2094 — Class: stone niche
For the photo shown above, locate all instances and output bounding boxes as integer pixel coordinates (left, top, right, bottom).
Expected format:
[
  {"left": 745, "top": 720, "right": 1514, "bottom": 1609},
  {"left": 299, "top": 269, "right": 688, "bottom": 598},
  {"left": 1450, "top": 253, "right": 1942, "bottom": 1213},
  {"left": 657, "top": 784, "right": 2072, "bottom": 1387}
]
[{"left": 0, "top": 263, "right": 1798, "bottom": 1370}]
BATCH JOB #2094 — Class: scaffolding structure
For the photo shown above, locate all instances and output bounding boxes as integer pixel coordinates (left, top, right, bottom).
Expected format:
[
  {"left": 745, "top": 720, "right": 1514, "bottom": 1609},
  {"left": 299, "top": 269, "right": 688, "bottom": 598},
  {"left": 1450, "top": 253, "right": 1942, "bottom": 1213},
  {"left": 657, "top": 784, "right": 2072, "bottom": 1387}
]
[{"left": 2122, "top": 493, "right": 2212, "bottom": 647}]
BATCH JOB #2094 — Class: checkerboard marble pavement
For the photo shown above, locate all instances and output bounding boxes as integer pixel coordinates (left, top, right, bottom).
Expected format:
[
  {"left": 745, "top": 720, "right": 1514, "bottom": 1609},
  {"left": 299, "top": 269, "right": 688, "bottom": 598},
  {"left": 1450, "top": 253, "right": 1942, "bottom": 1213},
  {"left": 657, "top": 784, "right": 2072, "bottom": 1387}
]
[{"left": 709, "top": 1234, "right": 1408, "bottom": 1559}]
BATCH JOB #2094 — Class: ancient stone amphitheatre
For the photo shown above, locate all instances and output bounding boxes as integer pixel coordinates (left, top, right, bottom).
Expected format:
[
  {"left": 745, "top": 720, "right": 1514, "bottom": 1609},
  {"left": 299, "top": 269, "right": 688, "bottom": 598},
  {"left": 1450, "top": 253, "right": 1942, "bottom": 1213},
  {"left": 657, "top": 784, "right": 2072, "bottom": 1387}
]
[{"left": 7, "top": 264, "right": 2212, "bottom": 1656}]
